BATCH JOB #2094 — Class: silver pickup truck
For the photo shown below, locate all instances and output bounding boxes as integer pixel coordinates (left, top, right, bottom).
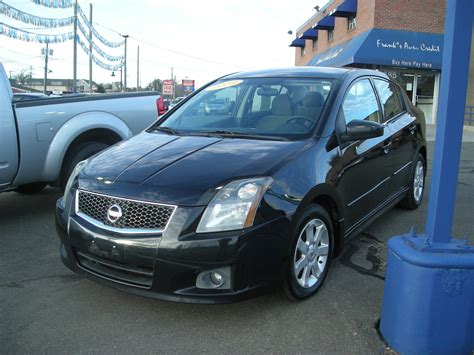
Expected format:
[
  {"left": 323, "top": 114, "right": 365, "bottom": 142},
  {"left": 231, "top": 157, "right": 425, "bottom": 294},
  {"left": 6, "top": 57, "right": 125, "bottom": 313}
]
[{"left": 0, "top": 64, "right": 165, "bottom": 194}]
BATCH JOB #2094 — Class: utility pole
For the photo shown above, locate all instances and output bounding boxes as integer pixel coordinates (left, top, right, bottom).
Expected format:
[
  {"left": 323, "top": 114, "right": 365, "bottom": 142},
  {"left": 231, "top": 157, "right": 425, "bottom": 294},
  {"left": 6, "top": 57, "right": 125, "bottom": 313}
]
[
  {"left": 136, "top": 45, "right": 139, "bottom": 92},
  {"left": 121, "top": 34, "right": 129, "bottom": 92},
  {"left": 72, "top": 0, "right": 78, "bottom": 93},
  {"left": 43, "top": 42, "right": 49, "bottom": 94},
  {"left": 88, "top": 3, "right": 93, "bottom": 94}
]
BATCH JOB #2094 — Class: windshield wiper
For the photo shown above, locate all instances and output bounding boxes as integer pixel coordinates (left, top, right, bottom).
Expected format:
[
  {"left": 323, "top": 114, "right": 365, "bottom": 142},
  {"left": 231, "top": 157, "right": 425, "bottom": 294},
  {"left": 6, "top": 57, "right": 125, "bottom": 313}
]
[
  {"left": 150, "top": 126, "right": 181, "bottom": 135},
  {"left": 187, "top": 130, "right": 289, "bottom": 141}
]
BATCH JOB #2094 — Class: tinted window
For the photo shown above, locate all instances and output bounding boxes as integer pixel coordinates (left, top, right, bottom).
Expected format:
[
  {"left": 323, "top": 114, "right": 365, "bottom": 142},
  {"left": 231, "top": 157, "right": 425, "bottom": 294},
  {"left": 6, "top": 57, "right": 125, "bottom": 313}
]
[
  {"left": 341, "top": 79, "right": 380, "bottom": 124},
  {"left": 373, "top": 79, "right": 404, "bottom": 121}
]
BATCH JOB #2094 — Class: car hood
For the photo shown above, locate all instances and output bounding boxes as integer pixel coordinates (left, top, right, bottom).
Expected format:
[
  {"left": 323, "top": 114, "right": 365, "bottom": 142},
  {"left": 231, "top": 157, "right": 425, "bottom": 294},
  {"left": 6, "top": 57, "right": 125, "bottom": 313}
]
[{"left": 80, "top": 131, "right": 307, "bottom": 206}]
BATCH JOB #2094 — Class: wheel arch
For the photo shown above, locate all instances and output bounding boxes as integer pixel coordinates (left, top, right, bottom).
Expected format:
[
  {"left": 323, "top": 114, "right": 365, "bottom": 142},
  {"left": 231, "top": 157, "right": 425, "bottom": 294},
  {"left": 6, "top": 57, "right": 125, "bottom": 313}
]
[
  {"left": 297, "top": 184, "right": 345, "bottom": 257},
  {"left": 42, "top": 111, "right": 132, "bottom": 182}
]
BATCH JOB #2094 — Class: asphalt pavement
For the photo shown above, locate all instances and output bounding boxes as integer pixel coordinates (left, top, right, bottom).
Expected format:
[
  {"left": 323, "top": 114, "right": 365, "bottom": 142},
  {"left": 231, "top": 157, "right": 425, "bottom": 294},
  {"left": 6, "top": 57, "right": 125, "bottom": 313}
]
[{"left": 1, "top": 141, "right": 472, "bottom": 354}]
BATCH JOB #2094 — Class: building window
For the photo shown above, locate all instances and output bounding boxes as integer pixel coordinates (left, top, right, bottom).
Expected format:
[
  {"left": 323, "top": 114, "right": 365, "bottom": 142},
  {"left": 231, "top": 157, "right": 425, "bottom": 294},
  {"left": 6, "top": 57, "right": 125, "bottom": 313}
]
[
  {"left": 312, "top": 39, "right": 318, "bottom": 50},
  {"left": 328, "top": 29, "right": 334, "bottom": 42},
  {"left": 301, "top": 46, "right": 306, "bottom": 56},
  {"left": 348, "top": 16, "right": 356, "bottom": 31}
]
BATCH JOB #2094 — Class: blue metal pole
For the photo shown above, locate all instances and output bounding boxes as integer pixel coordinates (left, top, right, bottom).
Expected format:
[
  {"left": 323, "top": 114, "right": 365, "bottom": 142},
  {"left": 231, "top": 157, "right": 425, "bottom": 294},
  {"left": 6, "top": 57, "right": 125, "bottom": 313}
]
[{"left": 425, "top": 0, "right": 473, "bottom": 244}]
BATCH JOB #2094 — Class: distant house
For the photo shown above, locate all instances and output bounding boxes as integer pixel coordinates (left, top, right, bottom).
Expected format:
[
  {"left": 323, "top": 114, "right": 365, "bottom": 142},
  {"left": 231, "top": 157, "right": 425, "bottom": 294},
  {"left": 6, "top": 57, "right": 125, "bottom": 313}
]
[{"left": 8, "top": 78, "right": 98, "bottom": 94}]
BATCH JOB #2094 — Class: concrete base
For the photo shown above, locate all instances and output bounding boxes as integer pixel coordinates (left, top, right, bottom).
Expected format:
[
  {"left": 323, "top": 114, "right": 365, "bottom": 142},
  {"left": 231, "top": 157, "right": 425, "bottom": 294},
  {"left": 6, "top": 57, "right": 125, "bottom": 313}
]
[{"left": 380, "top": 233, "right": 474, "bottom": 354}]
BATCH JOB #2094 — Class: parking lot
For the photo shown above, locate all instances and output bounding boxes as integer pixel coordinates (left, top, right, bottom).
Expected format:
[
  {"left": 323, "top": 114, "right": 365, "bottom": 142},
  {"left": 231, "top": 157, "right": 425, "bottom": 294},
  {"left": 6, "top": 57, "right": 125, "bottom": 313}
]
[{"left": 1, "top": 140, "right": 472, "bottom": 354}]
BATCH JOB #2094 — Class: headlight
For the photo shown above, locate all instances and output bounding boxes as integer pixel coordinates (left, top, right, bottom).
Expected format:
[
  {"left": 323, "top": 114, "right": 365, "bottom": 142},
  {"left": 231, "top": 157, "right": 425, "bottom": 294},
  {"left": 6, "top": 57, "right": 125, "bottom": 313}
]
[
  {"left": 197, "top": 177, "right": 273, "bottom": 233},
  {"left": 63, "top": 160, "right": 87, "bottom": 206}
]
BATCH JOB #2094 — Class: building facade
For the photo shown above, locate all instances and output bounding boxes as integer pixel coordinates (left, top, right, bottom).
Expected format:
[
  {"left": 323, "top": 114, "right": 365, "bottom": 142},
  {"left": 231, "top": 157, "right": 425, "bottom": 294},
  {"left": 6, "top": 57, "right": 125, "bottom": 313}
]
[
  {"left": 291, "top": 0, "right": 446, "bottom": 124},
  {"left": 9, "top": 78, "right": 98, "bottom": 94}
]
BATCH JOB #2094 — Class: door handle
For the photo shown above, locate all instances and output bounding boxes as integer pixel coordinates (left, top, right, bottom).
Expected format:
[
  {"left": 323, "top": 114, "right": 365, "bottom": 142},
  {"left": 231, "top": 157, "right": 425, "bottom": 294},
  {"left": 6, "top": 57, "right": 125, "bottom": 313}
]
[
  {"left": 408, "top": 124, "right": 416, "bottom": 135},
  {"left": 382, "top": 141, "right": 392, "bottom": 154}
]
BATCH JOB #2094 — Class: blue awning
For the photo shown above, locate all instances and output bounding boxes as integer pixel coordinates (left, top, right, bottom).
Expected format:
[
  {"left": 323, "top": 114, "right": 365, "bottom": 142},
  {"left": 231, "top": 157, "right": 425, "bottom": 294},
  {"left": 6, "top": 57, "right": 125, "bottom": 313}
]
[
  {"left": 306, "top": 29, "right": 443, "bottom": 70},
  {"left": 289, "top": 38, "right": 306, "bottom": 48},
  {"left": 330, "top": 0, "right": 357, "bottom": 18},
  {"left": 314, "top": 16, "right": 335, "bottom": 30},
  {"left": 301, "top": 28, "right": 318, "bottom": 40}
]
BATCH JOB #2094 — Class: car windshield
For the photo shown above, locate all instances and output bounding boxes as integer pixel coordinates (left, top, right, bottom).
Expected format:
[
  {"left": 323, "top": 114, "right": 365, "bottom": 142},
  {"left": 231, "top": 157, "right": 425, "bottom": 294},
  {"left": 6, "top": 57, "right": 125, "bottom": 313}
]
[{"left": 153, "top": 77, "right": 333, "bottom": 141}]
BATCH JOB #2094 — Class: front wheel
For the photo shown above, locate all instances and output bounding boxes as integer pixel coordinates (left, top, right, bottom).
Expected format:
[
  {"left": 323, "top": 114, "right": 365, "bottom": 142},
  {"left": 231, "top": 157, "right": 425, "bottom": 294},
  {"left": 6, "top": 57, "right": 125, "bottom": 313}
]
[
  {"left": 398, "top": 153, "right": 426, "bottom": 210},
  {"left": 60, "top": 142, "right": 109, "bottom": 191},
  {"left": 284, "top": 204, "right": 334, "bottom": 300}
]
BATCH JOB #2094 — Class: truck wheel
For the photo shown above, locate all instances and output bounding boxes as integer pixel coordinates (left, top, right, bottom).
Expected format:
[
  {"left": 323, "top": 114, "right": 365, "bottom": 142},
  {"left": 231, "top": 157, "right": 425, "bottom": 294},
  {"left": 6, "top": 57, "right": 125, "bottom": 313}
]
[
  {"left": 14, "top": 182, "right": 47, "bottom": 195},
  {"left": 60, "top": 142, "right": 109, "bottom": 191},
  {"left": 283, "top": 204, "right": 334, "bottom": 300}
]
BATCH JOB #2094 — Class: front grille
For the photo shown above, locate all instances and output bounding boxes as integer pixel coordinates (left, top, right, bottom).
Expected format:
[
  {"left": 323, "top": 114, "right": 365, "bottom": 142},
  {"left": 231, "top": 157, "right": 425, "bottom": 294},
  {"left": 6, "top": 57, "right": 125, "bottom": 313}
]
[
  {"left": 76, "top": 189, "right": 176, "bottom": 233},
  {"left": 75, "top": 249, "right": 153, "bottom": 288}
]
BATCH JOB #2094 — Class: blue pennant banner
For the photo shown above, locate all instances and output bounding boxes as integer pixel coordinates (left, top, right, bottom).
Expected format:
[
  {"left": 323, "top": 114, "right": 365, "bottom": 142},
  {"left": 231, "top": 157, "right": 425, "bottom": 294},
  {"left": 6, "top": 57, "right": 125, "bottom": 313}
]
[
  {"left": 77, "top": 6, "right": 124, "bottom": 48},
  {"left": 0, "top": 2, "right": 74, "bottom": 28},
  {"left": 76, "top": 35, "right": 122, "bottom": 71},
  {"left": 31, "top": 0, "right": 74, "bottom": 8},
  {"left": 0, "top": 22, "right": 74, "bottom": 43},
  {"left": 77, "top": 20, "right": 124, "bottom": 62}
]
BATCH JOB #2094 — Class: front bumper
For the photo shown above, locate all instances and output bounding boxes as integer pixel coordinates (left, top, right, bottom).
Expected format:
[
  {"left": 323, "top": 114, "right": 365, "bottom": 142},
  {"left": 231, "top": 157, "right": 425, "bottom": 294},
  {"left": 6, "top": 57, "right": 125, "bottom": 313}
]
[{"left": 56, "top": 195, "right": 293, "bottom": 304}]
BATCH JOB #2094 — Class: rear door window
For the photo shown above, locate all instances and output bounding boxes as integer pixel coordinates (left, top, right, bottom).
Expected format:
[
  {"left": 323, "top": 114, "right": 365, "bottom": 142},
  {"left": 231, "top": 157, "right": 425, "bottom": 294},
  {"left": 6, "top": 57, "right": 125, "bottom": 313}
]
[{"left": 373, "top": 79, "right": 405, "bottom": 122}]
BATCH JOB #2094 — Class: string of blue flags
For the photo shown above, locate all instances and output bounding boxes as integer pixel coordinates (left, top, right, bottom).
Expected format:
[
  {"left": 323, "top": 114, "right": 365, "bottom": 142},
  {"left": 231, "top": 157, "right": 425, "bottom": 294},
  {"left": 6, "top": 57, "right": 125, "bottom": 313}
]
[
  {"left": 76, "top": 20, "right": 124, "bottom": 62},
  {"left": 1, "top": 1, "right": 125, "bottom": 71},
  {"left": 0, "top": 2, "right": 74, "bottom": 27},
  {"left": 77, "top": 6, "right": 124, "bottom": 48},
  {"left": 76, "top": 35, "right": 122, "bottom": 71},
  {"left": 30, "top": 0, "right": 74, "bottom": 8},
  {"left": 0, "top": 22, "right": 74, "bottom": 43}
]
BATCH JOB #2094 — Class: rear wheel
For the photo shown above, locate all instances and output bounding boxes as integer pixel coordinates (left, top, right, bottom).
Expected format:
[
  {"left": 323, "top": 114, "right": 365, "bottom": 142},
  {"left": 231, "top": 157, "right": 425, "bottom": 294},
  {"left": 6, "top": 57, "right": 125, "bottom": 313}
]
[
  {"left": 399, "top": 153, "right": 426, "bottom": 210},
  {"left": 60, "top": 142, "right": 109, "bottom": 191},
  {"left": 14, "top": 182, "right": 47, "bottom": 195},
  {"left": 284, "top": 204, "right": 334, "bottom": 300}
]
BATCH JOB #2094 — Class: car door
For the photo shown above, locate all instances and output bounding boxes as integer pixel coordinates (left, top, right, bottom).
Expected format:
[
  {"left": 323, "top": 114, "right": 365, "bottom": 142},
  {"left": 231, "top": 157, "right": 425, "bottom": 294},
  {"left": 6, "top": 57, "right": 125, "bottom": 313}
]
[
  {"left": 0, "top": 74, "right": 19, "bottom": 187},
  {"left": 373, "top": 79, "right": 417, "bottom": 195},
  {"left": 334, "top": 78, "right": 394, "bottom": 230}
]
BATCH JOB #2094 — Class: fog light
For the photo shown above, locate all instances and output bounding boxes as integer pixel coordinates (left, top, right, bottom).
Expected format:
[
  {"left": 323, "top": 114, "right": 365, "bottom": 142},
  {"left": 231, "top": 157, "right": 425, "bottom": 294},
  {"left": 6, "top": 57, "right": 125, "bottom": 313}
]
[
  {"left": 196, "top": 267, "right": 231, "bottom": 290},
  {"left": 210, "top": 272, "right": 223, "bottom": 286}
]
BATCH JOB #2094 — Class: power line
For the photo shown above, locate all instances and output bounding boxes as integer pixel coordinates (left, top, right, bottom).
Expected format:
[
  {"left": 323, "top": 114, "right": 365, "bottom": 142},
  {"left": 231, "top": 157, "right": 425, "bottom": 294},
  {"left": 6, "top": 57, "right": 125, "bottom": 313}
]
[{"left": 93, "top": 21, "right": 245, "bottom": 69}]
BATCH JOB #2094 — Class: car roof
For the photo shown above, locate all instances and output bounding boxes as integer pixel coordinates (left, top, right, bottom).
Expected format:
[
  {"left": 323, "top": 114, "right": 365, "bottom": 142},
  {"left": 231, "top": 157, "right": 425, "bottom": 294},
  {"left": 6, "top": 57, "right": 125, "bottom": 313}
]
[{"left": 223, "top": 67, "right": 387, "bottom": 80}]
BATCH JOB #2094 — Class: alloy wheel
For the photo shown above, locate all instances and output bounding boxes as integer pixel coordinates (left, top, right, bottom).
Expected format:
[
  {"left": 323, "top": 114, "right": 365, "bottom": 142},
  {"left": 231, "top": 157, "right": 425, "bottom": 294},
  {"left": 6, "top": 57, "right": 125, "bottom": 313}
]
[
  {"left": 413, "top": 160, "right": 424, "bottom": 203},
  {"left": 293, "top": 218, "right": 330, "bottom": 288}
]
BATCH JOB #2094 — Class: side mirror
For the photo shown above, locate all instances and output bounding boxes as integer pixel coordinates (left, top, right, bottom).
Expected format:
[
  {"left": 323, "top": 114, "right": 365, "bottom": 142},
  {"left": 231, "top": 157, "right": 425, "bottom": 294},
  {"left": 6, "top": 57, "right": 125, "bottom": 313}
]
[{"left": 340, "top": 119, "right": 384, "bottom": 143}]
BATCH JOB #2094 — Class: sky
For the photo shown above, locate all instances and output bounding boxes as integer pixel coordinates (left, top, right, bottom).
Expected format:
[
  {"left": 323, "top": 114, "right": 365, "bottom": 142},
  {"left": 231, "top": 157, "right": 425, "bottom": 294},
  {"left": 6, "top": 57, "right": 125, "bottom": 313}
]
[{"left": 0, "top": 0, "right": 327, "bottom": 89}]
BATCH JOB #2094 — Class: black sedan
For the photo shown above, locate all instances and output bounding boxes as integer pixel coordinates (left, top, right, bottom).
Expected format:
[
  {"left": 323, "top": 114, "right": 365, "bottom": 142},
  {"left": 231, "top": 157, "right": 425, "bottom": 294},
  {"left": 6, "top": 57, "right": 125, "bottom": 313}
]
[{"left": 56, "top": 67, "right": 426, "bottom": 303}]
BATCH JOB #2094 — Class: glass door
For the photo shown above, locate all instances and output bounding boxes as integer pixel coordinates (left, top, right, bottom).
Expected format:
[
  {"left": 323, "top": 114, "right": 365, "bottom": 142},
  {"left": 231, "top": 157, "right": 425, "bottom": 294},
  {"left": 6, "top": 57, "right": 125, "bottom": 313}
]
[{"left": 415, "top": 73, "right": 436, "bottom": 123}]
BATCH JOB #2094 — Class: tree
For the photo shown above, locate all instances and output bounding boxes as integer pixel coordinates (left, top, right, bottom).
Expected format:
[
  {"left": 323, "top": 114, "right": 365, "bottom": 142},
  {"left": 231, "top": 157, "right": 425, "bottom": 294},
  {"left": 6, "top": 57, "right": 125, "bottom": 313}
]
[
  {"left": 96, "top": 83, "right": 106, "bottom": 93},
  {"left": 147, "top": 78, "right": 163, "bottom": 93},
  {"left": 14, "top": 69, "right": 31, "bottom": 86}
]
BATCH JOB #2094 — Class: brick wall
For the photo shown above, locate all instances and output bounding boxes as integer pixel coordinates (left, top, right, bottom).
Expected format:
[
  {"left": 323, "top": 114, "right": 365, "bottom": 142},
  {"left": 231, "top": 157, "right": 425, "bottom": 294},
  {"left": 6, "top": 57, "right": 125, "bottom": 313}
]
[
  {"left": 374, "top": 0, "right": 445, "bottom": 34},
  {"left": 295, "top": 0, "right": 375, "bottom": 66},
  {"left": 294, "top": 0, "right": 445, "bottom": 66}
]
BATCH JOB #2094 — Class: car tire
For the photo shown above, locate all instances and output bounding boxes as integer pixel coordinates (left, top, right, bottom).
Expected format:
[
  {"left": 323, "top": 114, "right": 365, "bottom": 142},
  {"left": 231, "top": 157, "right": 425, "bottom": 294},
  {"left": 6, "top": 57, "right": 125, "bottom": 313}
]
[
  {"left": 398, "top": 153, "right": 426, "bottom": 210},
  {"left": 283, "top": 204, "right": 334, "bottom": 301},
  {"left": 14, "top": 182, "right": 47, "bottom": 195},
  {"left": 60, "top": 142, "right": 109, "bottom": 191}
]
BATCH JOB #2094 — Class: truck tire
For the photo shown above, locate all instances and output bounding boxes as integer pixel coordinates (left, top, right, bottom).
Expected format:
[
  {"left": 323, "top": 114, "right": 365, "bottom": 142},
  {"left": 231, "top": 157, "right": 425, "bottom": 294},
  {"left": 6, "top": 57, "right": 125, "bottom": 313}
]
[
  {"left": 14, "top": 182, "right": 47, "bottom": 195},
  {"left": 60, "top": 142, "right": 109, "bottom": 191}
]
